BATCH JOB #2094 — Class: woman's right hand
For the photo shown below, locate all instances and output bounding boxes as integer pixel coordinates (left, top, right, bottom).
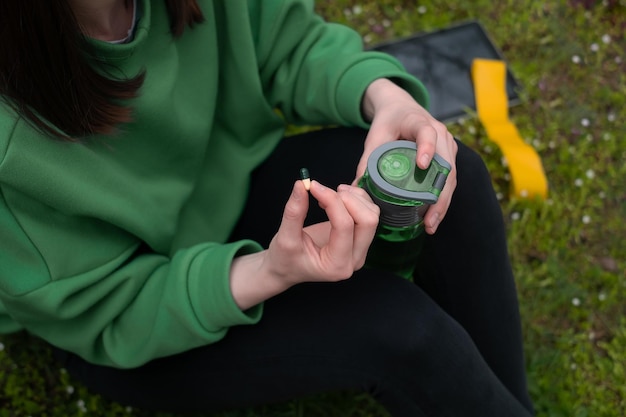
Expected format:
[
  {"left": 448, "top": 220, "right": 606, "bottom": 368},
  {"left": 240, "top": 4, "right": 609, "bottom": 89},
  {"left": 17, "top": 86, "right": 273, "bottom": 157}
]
[
  {"left": 229, "top": 180, "right": 379, "bottom": 310},
  {"left": 269, "top": 180, "right": 380, "bottom": 284}
]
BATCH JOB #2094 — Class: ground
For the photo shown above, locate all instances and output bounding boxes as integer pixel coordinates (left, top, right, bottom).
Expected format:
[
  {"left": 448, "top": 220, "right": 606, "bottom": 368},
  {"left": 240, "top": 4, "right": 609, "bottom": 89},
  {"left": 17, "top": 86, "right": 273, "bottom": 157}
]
[{"left": 1, "top": 1, "right": 625, "bottom": 416}]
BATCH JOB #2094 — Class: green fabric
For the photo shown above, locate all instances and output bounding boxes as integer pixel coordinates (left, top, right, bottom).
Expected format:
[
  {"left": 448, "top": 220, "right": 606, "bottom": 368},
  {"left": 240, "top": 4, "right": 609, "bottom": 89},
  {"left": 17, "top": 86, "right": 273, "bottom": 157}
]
[{"left": 0, "top": 0, "right": 428, "bottom": 368}]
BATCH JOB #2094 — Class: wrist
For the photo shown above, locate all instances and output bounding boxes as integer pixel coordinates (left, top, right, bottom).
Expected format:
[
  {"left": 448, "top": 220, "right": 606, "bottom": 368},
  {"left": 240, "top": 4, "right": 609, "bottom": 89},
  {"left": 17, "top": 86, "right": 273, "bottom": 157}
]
[
  {"left": 361, "top": 78, "right": 398, "bottom": 122},
  {"left": 229, "top": 251, "right": 290, "bottom": 311}
]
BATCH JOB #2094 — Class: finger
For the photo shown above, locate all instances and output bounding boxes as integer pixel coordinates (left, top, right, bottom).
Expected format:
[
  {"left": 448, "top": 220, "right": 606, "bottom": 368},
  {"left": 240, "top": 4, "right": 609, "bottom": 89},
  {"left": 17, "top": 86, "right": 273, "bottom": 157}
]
[
  {"left": 411, "top": 124, "right": 438, "bottom": 169},
  {"left": 336, "top": 183, "right": 379, "bottom": 220},
  {"left": 309, "top": 181, "right": 355, "bottom": 269},
  {"left": 303, "top": 222, "right": 331, "bottom": 248},
  {"left": 424, "top": 137, "right": 458, "bottom": 234},
  {"left": 353, "top": 154, "right": 368, "bottom": 187},
  {"left": 353, "top": 120, "right": 397, "bottom": 185},
  {"left": 424, "top": 170, "right": 456, "bottom": 234},
  {"left": 276, "top": 181, "right": 309, "bottom": 241},
  {"left": 337, "top": 185, "right": 380, "bottom": 267}
]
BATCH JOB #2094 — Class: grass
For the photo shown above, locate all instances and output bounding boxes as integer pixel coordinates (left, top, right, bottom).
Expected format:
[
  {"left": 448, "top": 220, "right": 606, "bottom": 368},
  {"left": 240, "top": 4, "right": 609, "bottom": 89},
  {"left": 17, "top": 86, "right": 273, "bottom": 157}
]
[{"left": 1, "top": 0, "right": 625, "bottom": 416}]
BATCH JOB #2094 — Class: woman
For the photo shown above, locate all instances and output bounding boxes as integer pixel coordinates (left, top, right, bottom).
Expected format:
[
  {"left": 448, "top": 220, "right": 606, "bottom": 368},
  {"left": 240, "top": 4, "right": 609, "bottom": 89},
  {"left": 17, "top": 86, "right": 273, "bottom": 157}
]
[{"left": 0, "top": 0, "right": 534, "bottom": 416}]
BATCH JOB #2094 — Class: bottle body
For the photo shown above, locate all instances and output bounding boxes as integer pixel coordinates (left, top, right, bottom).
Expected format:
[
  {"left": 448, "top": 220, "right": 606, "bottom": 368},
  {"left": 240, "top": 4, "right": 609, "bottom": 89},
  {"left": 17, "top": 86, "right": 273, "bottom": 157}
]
[
  {"left": 358, "top": 140, "right": 450, "bottom": 280},
  {"left": 365, "top": 222, "right": 425, "bottom": 280}
]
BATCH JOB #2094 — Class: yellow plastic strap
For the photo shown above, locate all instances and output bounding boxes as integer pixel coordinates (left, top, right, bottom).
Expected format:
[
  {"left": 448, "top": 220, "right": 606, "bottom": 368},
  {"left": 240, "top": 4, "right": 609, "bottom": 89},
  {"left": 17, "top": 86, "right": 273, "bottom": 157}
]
[{"left": 471, "top": 58, "right": 548, "bottom": 199}]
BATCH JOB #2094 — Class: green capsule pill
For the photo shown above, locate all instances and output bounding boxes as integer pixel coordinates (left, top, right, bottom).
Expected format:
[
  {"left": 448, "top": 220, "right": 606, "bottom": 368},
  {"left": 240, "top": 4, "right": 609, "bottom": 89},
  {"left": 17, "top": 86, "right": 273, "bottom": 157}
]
[{"left": 299, "top": 167, "right": 311, "bottom": 190}]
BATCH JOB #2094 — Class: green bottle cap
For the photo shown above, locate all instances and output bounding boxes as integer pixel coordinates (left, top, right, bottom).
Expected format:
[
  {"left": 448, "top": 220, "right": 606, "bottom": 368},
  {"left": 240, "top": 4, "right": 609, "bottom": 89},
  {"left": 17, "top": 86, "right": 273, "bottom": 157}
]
[
  {"left": 368, "top": 140, "right": 451, "bottom": 204},
  {"left": 362, "top": 141, "right": 451, "bottom": 227}
]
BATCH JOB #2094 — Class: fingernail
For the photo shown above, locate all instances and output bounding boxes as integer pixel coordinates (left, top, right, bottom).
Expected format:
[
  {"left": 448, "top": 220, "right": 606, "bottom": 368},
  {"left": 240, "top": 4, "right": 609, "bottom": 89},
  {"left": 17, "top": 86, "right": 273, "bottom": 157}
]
[
  {"left": 312, "top": 180, "right": 327, "bottom": 192},
  {"left": 337, "top": 184, "right": 350, "bottom": 192},
  {"left": 420, "top": 154, "right": 431, "bottom": 168}
]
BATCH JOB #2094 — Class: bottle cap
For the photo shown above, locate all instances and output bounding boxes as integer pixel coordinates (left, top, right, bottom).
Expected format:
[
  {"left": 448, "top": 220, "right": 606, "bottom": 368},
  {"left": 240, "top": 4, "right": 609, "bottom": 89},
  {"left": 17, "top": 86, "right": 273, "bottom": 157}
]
[
  {"left": 364, "top": 141, "right": 451, "bottom": 227},
  {"left": 368, "top": 140, "right": 450, "bottom": 204}
]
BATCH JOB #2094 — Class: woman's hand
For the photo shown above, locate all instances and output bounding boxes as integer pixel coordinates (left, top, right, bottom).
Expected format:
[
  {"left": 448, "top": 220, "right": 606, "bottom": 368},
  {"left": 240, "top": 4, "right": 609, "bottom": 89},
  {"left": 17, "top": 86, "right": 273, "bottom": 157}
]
[
  {"left": 229, "top": 180, "right": 379, "bottom": 310},
  {"left": 267, "top": 180, "right": 379, "bottom": 284},
  {"left": 358, "top": 78, "right": 458, "bottom": 235}
]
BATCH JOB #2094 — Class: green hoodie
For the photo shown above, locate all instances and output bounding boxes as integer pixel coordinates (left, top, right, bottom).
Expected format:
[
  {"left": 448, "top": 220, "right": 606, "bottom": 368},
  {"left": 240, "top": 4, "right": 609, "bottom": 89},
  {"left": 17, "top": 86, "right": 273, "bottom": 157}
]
[{"left": 0, "top": 0, "right": 428, "bottom": 368}]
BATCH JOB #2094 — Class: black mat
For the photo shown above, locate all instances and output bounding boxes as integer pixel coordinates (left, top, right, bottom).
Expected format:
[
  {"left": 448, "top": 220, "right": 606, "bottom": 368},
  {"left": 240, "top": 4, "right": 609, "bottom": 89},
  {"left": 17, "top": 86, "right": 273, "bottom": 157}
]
[{"left": 371, "top": 20, "right": 521, "bottom": 122}]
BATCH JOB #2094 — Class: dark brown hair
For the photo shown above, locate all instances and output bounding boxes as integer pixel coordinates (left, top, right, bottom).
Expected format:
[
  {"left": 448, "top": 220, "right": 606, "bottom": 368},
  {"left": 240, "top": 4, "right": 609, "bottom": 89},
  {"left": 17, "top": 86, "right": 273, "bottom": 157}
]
[{"left": 0, "top": 0, "right": 204, "bottom": 140}]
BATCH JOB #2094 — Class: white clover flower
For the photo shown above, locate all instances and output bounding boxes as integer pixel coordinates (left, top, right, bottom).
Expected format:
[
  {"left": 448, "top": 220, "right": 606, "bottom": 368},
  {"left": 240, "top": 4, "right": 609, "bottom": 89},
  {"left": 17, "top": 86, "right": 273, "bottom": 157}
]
[
  {"left": 0, "top": 342, "right": 4, "bottom": 351},
  {"left": 575, "top": 178, "right": 584, "bottom": 187},
  {"left": 483, "top": 145, "right": 493, "bottom": 154},
  {"left": 572, "top": 297, "right": 581, "bottom": 307},
  {"left": 532, "top": 139, "right": 542, "bottom": 148},
  {"left": 588, "top": 331, "right": 596, "bottom": 341},
  {"left": 599, "top": 191, "right": 606, "bottom": 199},
  {"left": 602, "top": 34, "right": 611, "bottom": 44},
  {"left": 352, "top": 5, "right": 363, "bottom": 15},
  {"left": 519, "top": 189, "right": 529, "bottom": 198},
  {"left": 549, "top": 141, "right": 557, "bottom": 149},
  {"left": 590, "top": 43, "right": 599, "bottom": 52},
  {"left": 66, "top": 385, "right": 75, "bottom": 395},
  {"left": 417, "top": 6, "right": 427, "bottom": 14},
  {"left": 468, "top": 125, "right": 477, "bottom": 134},
  {"left": 598, "top": 292, "right": 607, "bottom": 301},
  {"left": 511, "top": 212, "right": 521, "bottom": 221},
  {"left": 571, "top": 363, "right": 578, "bottom": 370},
  {"left": 126, "top": 406, "right": 133, "bottom": 413},
  {"left": 496, "top": 192, "right": 504, "bottom": 201},
  {"left": 582, "top": 215, "right": 591, "bottom": 224},
  {"left": 581, "top": 118, "right": 590, "bottom": 127},
  {"left": 585, "top": 169, "right": 595, "bottom": 179},
  {"left": 616, "top": 56, "right": 623, "bottom": 64},
  {"left": 382, "top": 19, "right": 391, "bottom": 28},
  {"left": 603, "top": 132, "right": 613, "bottom": 141},
  {"left": 77, "top": 399, "right": 87, "bottom": 413},
  {"left": 572, "top": 55, "right": 581, "bottom": 64},
  {"left": 501, "top": 157, "right": 508, "bottom": 167},
  {"left": 607, "top": 112, "right": 616, "bottom": 122},
  {"left": 363, "top": 34, "right": 373, "bottom": 43}
]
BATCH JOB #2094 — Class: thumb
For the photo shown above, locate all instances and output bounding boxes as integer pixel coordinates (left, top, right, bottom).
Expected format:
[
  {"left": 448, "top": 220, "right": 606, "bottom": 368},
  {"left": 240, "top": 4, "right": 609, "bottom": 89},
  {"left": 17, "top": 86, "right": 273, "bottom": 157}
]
[
  {"left": 277, "top": 181, "right": 309, "bottom": 237},
  {"left": 353, "top": 121, "right": 395, "bottom": 185},
  {"left": 352, "top": 154, "right": 368, "bottom": 186}
]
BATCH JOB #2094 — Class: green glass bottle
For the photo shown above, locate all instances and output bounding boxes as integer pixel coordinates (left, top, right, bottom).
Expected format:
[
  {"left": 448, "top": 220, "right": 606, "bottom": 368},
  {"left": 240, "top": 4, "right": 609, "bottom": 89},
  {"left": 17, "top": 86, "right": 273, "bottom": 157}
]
[{"left": 359, "top": 140, "right": 451, "bottom": 280}]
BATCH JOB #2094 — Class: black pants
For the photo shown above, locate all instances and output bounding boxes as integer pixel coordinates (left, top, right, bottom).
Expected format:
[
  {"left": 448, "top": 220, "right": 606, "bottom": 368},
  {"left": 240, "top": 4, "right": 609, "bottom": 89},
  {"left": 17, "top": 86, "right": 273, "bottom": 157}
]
[{"left": 54, "top": 128, "right": 535, "bottom": 417}]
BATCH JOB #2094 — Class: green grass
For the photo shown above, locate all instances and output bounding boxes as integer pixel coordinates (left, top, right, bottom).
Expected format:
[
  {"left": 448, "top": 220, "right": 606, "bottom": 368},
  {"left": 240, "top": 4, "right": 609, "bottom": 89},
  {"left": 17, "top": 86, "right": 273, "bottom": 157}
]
[{"left": 2, "top": 0, "right": 625, "bottom": 416}]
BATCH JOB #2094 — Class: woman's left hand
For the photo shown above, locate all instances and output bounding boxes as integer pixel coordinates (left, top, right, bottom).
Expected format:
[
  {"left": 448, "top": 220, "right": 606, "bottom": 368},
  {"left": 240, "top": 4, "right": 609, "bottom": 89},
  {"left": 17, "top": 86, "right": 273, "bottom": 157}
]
[{"left": 356, "top": 78, "right": 458, "bottom": 235}]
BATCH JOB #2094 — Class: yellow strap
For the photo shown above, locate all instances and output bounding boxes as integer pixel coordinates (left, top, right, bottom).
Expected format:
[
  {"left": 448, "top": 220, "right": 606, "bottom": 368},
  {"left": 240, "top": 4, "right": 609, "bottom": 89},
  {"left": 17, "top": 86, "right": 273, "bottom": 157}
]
[{"left": 471, "top": 58, "right": 548, "bottom": 199}]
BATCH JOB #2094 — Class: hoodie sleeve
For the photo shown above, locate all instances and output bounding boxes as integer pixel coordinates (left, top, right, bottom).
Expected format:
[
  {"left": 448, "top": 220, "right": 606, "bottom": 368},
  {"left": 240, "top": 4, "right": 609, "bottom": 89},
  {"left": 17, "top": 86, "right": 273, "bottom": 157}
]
[
  {"left": 247, "top": 0, "right": 429, "bottom": 127},
  {"left": 0, "top": 183, "right": 263, "bottom": 369}
]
